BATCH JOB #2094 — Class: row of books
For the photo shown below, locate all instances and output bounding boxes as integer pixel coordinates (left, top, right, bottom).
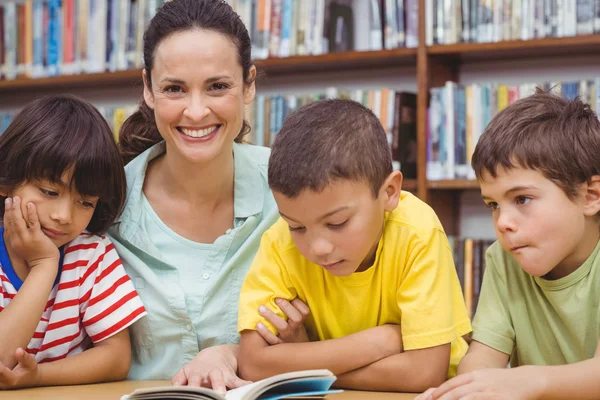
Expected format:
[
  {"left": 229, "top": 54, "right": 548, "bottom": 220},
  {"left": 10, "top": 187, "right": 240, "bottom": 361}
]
[
  {"left": 426, "top": 0, "right": 600, "bottom": 45},
  {"left": 240, "top": 0, "right": 419, "bottom": 59},
  {"left": 449, "top": 236, "right": 495, "bottom": 317},
  {"left": 0, "top": 0, "right": 168, "bottom": 80},
  {"left": 427, "top": 79, "right": 600, "bottom": 180},
  {"left": 0, "top": 87, "right": 419, "bottom": 179},
  {"left": 0, "top": 0, "right": 419, "bottom": 81},
  {"left": 0, "top": 105, "right": 135, "bottom": 140},
  {"left": 247, "top": 88, "right": 418, "bottom": 178}
]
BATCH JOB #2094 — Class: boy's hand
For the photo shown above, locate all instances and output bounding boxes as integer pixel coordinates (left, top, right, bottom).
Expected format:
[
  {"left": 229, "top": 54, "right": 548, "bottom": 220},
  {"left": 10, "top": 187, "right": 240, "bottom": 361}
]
[
  {"left": 0, "top": 348, "right": 40, "bottom": 389},
  {"left": 3, "top": 197, "right": 59, "bottom": 269},
  {"left": 415, "top": 367, "right": 544, "bottom": 400},
  {"left": 171, "top": 344, "right": 251, "bottom": 395},
  {"left": 257, "top": 298, "right": 310, "bottom": 344}
]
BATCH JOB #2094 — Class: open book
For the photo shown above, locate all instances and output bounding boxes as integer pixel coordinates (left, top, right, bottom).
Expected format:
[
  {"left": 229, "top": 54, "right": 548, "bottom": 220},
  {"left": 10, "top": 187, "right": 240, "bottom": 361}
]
[{"left": 120, "top": 369, "right": 341, "bottom": 400}]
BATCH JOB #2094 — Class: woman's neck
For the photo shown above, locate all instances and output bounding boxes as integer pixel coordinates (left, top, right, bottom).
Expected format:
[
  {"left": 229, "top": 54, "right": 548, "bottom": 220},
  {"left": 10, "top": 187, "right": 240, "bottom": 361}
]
[{"left": 151, "top": 146, "right": 235, "bottom": 210}]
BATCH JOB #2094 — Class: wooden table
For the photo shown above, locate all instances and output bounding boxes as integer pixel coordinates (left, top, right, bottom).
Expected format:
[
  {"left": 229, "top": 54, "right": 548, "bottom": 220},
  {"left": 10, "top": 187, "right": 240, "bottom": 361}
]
[{"left": 0, "top": 380, "right": 419, "bottom": 399}]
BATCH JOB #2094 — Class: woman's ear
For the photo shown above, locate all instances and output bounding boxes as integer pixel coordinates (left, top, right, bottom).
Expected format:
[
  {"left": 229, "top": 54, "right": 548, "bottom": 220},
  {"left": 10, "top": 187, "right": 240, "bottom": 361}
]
[
  {"left": 244, "top": 65, "right": 257, "bottom": 105},
  {"left": 142, "top": 69, "right": 155, "bottom": 110},
  {"left": 381, "top": 171, "right": 403, "bottom": 212},
  {"left": 583, "top": 176, "right": 600, "bottom": 217}
]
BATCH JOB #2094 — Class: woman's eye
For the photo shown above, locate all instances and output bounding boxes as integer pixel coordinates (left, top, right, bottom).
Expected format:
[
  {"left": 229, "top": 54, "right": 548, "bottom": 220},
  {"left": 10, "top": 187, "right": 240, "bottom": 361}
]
[
  {"left": 164, "top": 85, "right": 183, "bottom": 93},
  {"left": 80, "top": 200, "right": 95, "bottom": 208},
  {"left": 210, "top": 82, "right": 230, "bottom": 91}
]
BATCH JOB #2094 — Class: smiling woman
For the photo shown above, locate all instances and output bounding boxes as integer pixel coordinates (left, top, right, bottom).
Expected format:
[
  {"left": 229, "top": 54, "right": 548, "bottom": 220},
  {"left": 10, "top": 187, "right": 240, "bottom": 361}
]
[{"left": 107, "top": 0, "right": 279, "bottom": 394}]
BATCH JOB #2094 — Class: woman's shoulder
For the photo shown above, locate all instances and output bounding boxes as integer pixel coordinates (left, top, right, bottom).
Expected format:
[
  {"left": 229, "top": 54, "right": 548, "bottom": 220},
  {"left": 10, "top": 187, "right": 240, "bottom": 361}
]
[{"left": 234, "top": 142, "right": 271, "bottom": 167}]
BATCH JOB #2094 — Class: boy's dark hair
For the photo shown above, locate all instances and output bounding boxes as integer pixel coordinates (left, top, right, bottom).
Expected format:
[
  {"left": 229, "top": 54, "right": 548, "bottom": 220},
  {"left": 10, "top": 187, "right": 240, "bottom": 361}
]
[
  {"left": 268, "top": 99, "right": 392, "bottom": 198},
  {"left": 119, "top": 0, "right": 254, "bottom": 164},
  {"left": 472, "top": 88, "right": 600, "bottom": 199},
  {"left": 0, "top": 95, "right": 126, "bottom": 235}
]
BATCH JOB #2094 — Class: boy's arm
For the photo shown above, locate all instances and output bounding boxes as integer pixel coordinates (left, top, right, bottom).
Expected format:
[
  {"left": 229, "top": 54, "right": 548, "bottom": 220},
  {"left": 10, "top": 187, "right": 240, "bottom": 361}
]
[
  {"left": 238, "top": 325, "right": 403, "bottom": 381},
  {"left": 333, "top": 343, "right": 450, "bottom": 393},
  {"left": 0, "top": 265, "right": 56, "bottom": 368},
  {"left": 418, "top": 340, "right": 600, "bottom": 400},
  {"left": 36, "top": 329, "right": 131, "bottom": 386},
  {"left": 456, "top": 340, "right": 509, "bottom": 374}
]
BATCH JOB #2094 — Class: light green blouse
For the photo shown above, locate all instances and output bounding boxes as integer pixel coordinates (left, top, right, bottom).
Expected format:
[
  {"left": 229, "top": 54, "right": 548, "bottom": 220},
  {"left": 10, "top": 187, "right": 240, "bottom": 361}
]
[{"left": 108, "top": 141, "right": 278, "bottom": 380}]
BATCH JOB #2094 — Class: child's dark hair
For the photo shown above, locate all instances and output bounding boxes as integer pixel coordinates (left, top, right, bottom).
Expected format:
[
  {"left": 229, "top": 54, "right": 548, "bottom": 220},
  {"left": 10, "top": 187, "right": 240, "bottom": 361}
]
[
  {"left": 118, "top": 0, "right": 254, "bottom": 164},
  {"left": 268, "top": 99, "right": 392, "bottom": 198},
  {"left": 0, "top": 95, "right": 126, "bottom": 235},
  {"left": 472, "top": 88, "right": 600, "bottom": 200}
]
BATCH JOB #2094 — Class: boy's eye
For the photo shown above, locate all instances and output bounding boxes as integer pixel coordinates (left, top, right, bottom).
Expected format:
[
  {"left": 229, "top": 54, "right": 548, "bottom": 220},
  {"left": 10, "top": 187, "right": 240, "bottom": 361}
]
[
  {"left": 40, "top": 188, "right": 58, "bottom": 197},
  {"left": 515, "top": 196, "right": 532, "bottom": 205},
  {"left": 288, "top": 226, "right": 306, "bottom": 232},
  {"left": 327, "top": 220, "right": 348, "bottom": 230},
  {"left": 485, "top": 202, "right": 499, "bottom": 211}
]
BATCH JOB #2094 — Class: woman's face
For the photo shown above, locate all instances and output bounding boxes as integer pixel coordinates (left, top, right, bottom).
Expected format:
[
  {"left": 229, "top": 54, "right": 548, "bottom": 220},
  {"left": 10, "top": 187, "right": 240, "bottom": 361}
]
[{"left": 144, "top": 29, "right": 256, "bottom": 164}]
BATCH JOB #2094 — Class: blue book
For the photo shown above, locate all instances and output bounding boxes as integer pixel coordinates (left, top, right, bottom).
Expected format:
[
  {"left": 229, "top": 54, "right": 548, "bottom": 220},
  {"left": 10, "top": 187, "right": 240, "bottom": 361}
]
[{"left": 120, "top": 369, "right": 341, "bottom": 400}]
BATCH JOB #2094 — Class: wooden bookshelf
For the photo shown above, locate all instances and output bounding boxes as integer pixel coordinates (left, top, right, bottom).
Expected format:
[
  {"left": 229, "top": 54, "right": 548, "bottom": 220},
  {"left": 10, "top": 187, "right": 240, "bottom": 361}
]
[
  {"left": 427, "top": 35, "right": 600, "bottom": 62},
  {"left": 402, "top": 179, "right": 418, "bottom": 191},
  {"left": 427, "top": 179, "right": 480, "bottom": 190},
  {"left": 0, "top": 49, "right": 417, "bottom": 94}
]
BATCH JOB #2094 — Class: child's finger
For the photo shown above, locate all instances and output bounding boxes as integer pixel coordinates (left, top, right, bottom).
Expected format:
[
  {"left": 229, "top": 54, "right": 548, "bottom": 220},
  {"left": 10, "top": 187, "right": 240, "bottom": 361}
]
[
  {"left": 258, "top": 305, "right": 288, "bottom": 333},
  {"left": 25, "top": 202, "right": 41, "bottom": 230},
  {"left": 8, "top": 197, "right": 28, "bottom": 232},
  {"left": 2, "top": 198, "right": 12, "bottom": 227},
  {"left": 290, "top": 298, "right": 311, "bottom": 318},
  {"left": 15, "top": 348, "right": 36, "bottom": 371},
  {"left": 275, "top": 298, "right": 304, "bottom": 325},
  {"left": 0, "top": 361, "right": 16, "bottom": 388},
  {"left": 256, "top": 322, "right": 283, "bottom": 345}
]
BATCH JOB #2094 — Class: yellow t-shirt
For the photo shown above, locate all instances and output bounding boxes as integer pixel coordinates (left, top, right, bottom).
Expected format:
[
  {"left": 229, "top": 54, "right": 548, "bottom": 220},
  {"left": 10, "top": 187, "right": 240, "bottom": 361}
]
[{"left": 238, "top": 191, "right": 472, "bottom": 377}]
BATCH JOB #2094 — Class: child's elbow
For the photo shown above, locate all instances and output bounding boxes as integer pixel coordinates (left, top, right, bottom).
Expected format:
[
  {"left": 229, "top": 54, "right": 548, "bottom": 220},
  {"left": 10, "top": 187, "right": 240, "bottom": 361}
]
[
  {"left": 238, "top": 353, "right": 265, "bottom": 382},
  {"left": 412, "top": 366, "right": 447, "bottom": 392}
]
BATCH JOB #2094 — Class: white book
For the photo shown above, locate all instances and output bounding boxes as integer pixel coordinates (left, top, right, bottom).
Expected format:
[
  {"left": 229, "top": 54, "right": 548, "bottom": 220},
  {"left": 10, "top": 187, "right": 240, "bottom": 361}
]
[{"left": 121, "top": 370, "right": 340, "bottom": 400}]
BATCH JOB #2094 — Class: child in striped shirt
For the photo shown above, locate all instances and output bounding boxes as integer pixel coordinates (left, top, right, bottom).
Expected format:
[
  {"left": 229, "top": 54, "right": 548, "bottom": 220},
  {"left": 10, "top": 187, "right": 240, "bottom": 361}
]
[{"left": 0, "top": 95, "right": 147, "bottom": 389}]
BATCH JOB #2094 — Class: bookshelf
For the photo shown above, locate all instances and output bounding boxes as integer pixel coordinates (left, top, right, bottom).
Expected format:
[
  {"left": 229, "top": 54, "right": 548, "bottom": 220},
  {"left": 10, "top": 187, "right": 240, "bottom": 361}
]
[{"left": 2, "top": 0, "right": 600, "bottom": 237}]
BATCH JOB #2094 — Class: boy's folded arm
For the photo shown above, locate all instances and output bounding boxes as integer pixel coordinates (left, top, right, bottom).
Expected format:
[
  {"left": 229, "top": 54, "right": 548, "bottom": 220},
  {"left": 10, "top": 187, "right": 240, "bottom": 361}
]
[
  {"left": 0, "top": 266, "right": 57, "bottom": 368},
  {"left": 333, "top": 343, "right": 450, "bottom": 393},
  {"left": 532, "top": 339, "right": 600, "bottom": 400},
  {"left": 36, "top": 329, "right": 131, "bottom": 386},
  {"left": 238, "top": 326, "right": 402, "bottom": 382},
  {"left": 456, "top": 340, "right": 509, "bottom": 374}
]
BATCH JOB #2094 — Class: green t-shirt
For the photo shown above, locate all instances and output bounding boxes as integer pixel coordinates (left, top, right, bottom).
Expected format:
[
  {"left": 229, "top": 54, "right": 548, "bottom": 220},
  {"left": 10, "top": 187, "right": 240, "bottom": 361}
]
[{"left": 472, "top": 240, "right": 600, "bottom": 367}]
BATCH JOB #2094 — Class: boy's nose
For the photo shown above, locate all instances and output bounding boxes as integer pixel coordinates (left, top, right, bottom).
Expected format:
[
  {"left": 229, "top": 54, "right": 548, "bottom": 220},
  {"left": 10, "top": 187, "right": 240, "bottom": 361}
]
[
  {"left": 496, "top": 210, "right": 517, "bottom": 233},
  {"left": 310, "top": 237, "right": 334, "bottom": 258}
]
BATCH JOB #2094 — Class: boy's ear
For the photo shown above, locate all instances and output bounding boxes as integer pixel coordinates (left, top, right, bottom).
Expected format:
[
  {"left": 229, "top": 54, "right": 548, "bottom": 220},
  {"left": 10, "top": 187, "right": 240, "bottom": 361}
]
[
  {"left": 381, "top": 171, "right": 403, "bottom": 212},
  {"left": 583, "top": 175, "right": 600, "bottom": 217},
  {"left": 142, "top": 70, "right": 155, "bottom": 110}
]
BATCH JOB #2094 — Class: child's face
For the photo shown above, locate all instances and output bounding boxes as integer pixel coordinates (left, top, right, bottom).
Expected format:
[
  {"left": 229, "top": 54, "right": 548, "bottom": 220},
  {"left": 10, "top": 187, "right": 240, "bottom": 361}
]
[
  {"left": 143, "top": 29, "right": 255, "bottom": 165},
  {"left": 273, "top": 177, "right": 400, "bottom": 276},
  {"left": 4, "top": 176, "right": 98, "bottom": 248},
  {"left": 480, "top": 166, "right": 600, "bottom": 280}
]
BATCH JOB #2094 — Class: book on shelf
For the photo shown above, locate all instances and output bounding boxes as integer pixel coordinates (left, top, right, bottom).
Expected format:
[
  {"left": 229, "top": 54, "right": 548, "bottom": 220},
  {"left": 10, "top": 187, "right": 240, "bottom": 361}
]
[{"left": 120, "top": 369, "right": 341, "bottom": 400}]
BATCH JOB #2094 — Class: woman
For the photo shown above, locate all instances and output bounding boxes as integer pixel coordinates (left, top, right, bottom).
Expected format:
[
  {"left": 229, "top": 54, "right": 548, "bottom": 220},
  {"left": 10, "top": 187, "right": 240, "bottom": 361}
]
[{"left": 109, "top": 0, "right": 284, "bottom": 393}]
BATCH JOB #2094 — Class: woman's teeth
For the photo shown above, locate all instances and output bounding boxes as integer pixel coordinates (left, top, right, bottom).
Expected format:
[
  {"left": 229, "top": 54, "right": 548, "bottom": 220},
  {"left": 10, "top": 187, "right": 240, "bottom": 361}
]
[{"left": 180, "top": 126, "right": 218, "bottom": 138}]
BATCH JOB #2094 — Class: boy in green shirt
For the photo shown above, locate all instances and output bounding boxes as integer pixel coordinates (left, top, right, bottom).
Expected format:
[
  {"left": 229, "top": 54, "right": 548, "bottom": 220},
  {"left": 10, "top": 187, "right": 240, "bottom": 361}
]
[{"left": 418, "top": 89, "right": 600, "bottom": 400}]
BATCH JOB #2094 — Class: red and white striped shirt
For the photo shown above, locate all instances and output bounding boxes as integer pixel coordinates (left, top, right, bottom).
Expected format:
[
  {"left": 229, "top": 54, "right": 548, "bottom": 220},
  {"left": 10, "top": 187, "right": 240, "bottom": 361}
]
[{"left": 0, "top": 233, "right": 147, "bottom": 363}]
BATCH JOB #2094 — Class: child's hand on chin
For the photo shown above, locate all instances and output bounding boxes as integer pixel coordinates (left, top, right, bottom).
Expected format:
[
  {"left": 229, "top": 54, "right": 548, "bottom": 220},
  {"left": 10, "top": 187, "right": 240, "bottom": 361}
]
[
  {"left": 0, "top": 348, "right": 40, "bottom": 389},
  {"left": 3, "top": 197, "right": 59, "bottom": 269}
]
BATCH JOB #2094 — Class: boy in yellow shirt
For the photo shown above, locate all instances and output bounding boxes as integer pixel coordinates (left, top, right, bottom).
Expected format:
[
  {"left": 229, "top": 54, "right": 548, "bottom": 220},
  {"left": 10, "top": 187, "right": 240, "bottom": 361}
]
[
  {"left": 417, "top": 90, "right": 600, "bottom": 400},
  {"left": 237, "top": 99, "right": 471, "bottom": 392}
]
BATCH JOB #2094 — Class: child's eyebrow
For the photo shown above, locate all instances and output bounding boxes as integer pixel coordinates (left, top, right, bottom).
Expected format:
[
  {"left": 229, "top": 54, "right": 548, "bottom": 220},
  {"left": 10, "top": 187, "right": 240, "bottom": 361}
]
[
  {"left": 481, "top": 185, "right": 539, "bottom": 201},
  {"left": 317, "top": 206, "right": 349, "bottom": 221}
]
